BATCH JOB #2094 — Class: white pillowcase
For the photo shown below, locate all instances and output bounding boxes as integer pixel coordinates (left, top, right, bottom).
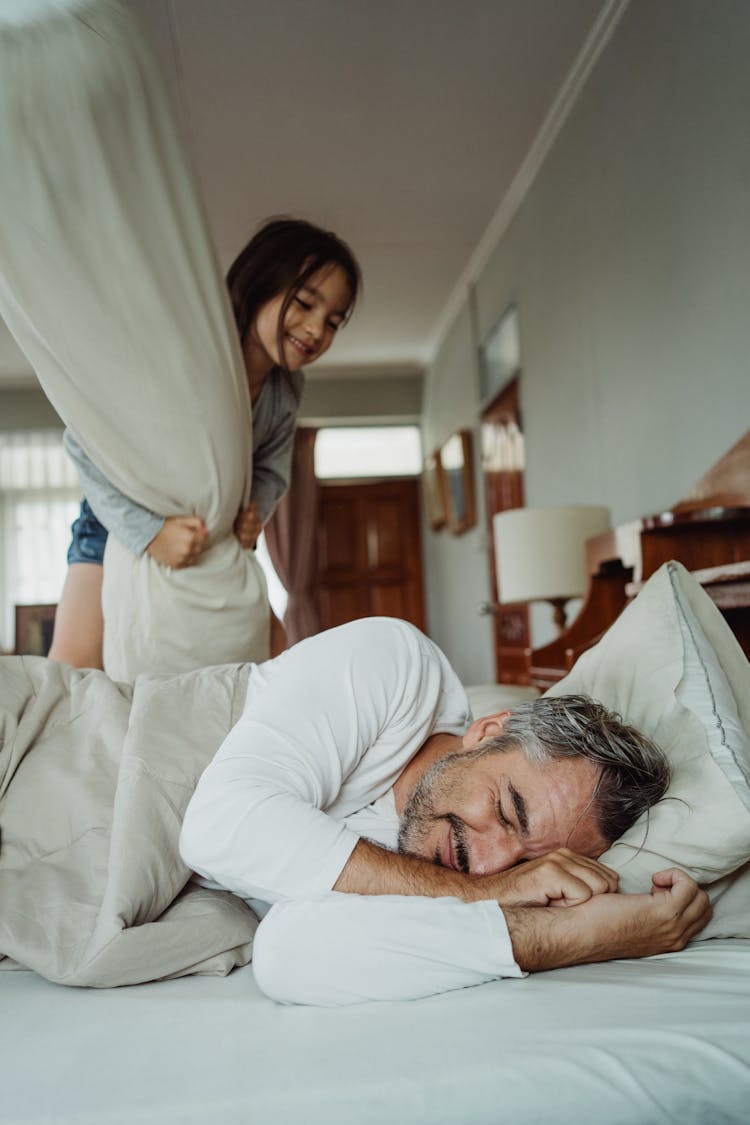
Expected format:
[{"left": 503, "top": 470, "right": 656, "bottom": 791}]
[
  {"left": 672, "top": 575, "right": 750, "bottom": 813},
  {"left": 547, "top": 561, "right": 750, "bottom": 936}
]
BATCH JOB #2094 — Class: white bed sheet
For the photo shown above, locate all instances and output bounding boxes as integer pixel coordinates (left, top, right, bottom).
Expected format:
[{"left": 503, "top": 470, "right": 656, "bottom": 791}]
[{"left": 2, "top": 940, "right": 749, "bottom": 1125}]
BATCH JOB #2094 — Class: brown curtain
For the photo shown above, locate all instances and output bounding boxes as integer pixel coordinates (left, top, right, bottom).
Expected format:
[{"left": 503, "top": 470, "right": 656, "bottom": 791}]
[{"left": 264, "top": 427, "right": 321, "bottom": 646}]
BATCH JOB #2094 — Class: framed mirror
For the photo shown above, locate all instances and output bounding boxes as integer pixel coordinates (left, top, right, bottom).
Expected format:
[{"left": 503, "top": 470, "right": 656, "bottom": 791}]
[
  {"left": 441, "top": 430, "right": 476, "bottom": 535},
  {"left": 421, "top": 449, "right": 448, "bottom": 530},
  {"left": 478, "top": 304, "right": 521, "bottom": 408}
]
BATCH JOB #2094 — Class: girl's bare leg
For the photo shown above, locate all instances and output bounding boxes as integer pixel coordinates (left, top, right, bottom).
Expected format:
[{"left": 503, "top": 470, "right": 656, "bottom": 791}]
[{"left": 47, "top": 562, "right": 104, "bottom": 669}]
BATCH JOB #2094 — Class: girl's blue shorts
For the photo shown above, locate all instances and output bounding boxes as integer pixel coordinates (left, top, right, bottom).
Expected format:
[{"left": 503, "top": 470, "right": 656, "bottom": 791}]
[{"left": 67, "top": 499, "right": 108, "bottom": 565}]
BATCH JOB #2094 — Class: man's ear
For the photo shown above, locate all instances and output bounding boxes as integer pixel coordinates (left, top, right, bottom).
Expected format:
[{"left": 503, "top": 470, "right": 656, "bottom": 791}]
[{"left": 462, "top": 710, "right": 511, "bottom": 751}]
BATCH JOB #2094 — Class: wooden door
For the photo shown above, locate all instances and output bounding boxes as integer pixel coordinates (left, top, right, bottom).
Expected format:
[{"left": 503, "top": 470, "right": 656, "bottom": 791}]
[
  {"left": 481, "top": 377, "right": 530, "bottom": 683},
  {"left": 316, "top": 478, "right": 426, "bottom": 631}
]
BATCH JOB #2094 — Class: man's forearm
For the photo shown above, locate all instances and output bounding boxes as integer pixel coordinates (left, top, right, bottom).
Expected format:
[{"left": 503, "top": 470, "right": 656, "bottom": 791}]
[
  {"left": 504, "top": 869, "right": 713, "bottom": 972},
  {"left": 334, "top": 848, "right": 712, "bottom": 969},
  {"left": 502, "top": 905, "right": 587, "bottom": 971},
  {"left": 333, "top": 838, "right": 618, "bottom": 908},
  {"left": 333, "top": 838, "right": 490, "bottom": 901}
]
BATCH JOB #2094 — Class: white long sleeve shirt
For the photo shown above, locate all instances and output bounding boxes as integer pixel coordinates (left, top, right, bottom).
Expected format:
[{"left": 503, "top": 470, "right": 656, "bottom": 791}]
[{"left": 179, "top": 617, "right": 524, "bottom": 1004}]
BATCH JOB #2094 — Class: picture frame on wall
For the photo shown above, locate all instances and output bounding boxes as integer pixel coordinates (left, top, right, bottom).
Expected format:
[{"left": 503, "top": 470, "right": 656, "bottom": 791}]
[
  {"left": 441, "top": 429, "right": 476, "bottom": 535},
  {"left": 14, "top": 603, "right": 57, "bottom": 656},
  {"left": 421, "top": 449, "right": 448, "bottom": 530},
  {"left": 478, "top": 304, "right": 521, "bottom": 408}
]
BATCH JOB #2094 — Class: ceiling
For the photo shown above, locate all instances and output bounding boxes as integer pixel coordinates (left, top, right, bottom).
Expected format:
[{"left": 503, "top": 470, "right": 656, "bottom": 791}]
[{"left": 0, "top": 0, "right": 610, "bottom": 387}]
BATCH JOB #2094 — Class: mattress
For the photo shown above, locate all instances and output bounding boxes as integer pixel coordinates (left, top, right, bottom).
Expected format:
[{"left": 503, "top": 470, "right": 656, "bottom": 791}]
[{"left": 2, "top": 939, "right": 749, "bottom": 1124}]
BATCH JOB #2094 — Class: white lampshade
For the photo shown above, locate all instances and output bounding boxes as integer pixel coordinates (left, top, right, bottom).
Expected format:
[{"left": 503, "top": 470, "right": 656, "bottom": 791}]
[{"left": 493, "top": 505, "right": 610, "bottom": 605}]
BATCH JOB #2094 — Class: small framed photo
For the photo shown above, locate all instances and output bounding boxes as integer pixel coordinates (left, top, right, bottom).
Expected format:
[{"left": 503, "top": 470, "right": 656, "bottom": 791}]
[
  {"left": 422, "top": 450, "right": 448, "bottom": 530},
  {"left": 479, "top": 304, "right": 521, "bottom": 408},
  {"left": 441, "top": 429, "right": 476, "bottom": 535},
  {"left": 14, "top": 604, "right": 57, "bottom": 656}
]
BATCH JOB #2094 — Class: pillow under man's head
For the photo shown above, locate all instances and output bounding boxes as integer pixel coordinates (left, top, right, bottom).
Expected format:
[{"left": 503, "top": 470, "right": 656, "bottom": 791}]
[{"left": 545, "top": 561, "right": 750, "bottom": 936}]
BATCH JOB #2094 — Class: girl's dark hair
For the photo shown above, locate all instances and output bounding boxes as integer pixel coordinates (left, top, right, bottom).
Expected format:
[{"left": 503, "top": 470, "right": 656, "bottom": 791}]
[{"left": 226, "top": 217, "right": 361, "bottom": 399}]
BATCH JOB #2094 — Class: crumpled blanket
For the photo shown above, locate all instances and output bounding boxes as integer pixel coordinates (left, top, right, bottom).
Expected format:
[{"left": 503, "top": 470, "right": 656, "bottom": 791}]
[
  {"left": 0, "top": 0, "right": 269, "bottom": 679},
  {"left": 0, "top": 655, "right": 256, "bottom": 986}
]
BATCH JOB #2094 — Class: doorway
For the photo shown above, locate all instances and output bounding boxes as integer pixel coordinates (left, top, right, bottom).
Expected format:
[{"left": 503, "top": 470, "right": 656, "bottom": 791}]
[{"left": 315, "top": 478, "right": 426, "bottom": 632}]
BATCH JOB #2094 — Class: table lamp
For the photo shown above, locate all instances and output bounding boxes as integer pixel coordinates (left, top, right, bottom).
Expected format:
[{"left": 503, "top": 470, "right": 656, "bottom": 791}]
[{"left": 492, "top": 505, "right": 610, "bottom": 631}]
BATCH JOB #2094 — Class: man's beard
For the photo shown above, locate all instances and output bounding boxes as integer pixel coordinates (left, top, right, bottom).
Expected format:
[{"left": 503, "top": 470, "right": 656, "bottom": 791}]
[{"left": 397, "top": 750, "right": 472, "bottom": 873}]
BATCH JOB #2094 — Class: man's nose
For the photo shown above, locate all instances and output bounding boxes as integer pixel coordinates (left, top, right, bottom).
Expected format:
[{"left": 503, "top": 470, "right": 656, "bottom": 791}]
[{"left": 469, "top": 830, "right": 524, "bottom": 876}]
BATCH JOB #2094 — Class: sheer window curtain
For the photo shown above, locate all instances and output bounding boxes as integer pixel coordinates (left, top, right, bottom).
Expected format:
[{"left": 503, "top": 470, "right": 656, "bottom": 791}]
[{"left": 0, "top": 431, "right": 81, "bottom": 651}]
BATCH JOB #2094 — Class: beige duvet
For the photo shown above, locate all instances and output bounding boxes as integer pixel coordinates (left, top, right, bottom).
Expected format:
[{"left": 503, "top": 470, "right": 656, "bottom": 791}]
[{"left": 0, "top": 656, "right": 256, "bottom": 986}]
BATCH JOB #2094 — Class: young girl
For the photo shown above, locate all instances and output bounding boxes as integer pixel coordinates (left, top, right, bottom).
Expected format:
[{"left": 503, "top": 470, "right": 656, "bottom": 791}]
[{"left": 48, "top": 217, "right": 361, "bottom": 668}]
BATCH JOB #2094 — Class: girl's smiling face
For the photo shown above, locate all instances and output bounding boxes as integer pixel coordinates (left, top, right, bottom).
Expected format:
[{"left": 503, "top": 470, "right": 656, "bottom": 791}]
[{"left": 247, "top": 263, "right": 352, "bottom": 375}]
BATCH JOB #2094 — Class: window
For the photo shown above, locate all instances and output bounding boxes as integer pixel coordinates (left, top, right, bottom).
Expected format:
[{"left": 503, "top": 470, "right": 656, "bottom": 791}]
[
  {"left": 255, "top": 532, "right": 288, "bottom": 623},
  {"left": 314, "top": 426, "right": 422, "bottom": 479},
  {"left": 0, "top": 431, "right": 81, "bottom": 651}
]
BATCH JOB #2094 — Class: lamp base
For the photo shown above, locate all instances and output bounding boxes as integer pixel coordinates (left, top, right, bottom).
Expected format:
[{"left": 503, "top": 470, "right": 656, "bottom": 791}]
[{"left": 548, "top": 597, "right": 570, "bottom": 633}]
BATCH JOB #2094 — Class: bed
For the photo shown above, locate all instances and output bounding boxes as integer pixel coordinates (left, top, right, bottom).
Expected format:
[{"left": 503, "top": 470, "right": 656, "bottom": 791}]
[
  {"left": 3, "top": 940, "right": 749, "bottom": 1125},
  {"left": 1, "top": 6, "right": 749, "bottom": 1119},
  {"left": 2, "top": 560, "right": 750, "bottom": 1124}
]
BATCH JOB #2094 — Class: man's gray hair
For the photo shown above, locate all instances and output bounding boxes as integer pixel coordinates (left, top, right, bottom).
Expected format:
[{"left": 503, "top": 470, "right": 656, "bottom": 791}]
[{"left": 480, "top": 694, "right": 669, "bottom": 845}]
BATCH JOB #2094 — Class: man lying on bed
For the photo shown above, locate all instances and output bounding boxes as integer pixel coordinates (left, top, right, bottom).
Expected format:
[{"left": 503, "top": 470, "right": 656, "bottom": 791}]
[{"left": 179, "top": 616, "right": 712, "bottom": 1005}]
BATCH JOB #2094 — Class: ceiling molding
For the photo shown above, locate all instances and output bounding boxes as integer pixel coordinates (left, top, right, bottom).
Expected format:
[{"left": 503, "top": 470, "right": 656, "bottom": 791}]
[{"left": 424, "top": 0, "right": 630, "bottom": 366}]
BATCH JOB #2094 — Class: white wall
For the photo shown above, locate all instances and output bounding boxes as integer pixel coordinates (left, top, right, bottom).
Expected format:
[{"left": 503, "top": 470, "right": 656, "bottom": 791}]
[
  {"left": 423, "top": 0, "right": 750, "bottom": 682},
  {"left": 0, "top": 388, "right": 63, "bottom": 431},
  {"left": 421, "top": 305, "right": 495, "bottom": 684}
]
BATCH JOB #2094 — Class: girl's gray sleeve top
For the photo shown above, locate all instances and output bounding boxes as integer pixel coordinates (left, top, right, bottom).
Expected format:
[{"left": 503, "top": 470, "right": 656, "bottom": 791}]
[
  {"left": 62, "top": 368, "right": 302, "bottom": 555},
  {"left": 63, "top": 429, "right": 164, "bottom": 555},
  {"left": 247, "top": 370, "right": 301, "bottom": 525}
]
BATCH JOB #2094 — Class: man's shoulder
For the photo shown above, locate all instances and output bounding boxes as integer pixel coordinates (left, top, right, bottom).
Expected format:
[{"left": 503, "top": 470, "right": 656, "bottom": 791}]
[
  {"left": 324, "top": 616, "right": 430, "bottom": 650},
  {"left": 281, "top": 619, "right": 455, "bottom": 693},
  {"left": 318, "top": 618, "right": 456, "bottom": 687}
]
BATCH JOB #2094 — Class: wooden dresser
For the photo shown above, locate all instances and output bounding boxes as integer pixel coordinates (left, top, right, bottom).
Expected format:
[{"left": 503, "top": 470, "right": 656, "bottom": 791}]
[{"left": 525, "top": 430, "right": 750, "bottom": 688}]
